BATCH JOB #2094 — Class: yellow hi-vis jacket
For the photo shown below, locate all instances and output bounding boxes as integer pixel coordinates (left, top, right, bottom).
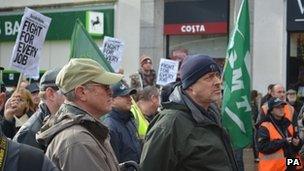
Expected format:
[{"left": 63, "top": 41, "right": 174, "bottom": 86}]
[{"left": 130, "top": 98, "right": 149, "bottom": 139}]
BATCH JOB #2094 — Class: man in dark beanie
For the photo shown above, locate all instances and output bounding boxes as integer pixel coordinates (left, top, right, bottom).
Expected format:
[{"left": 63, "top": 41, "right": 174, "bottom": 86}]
[{"left": 140, "top": 55, "right": 238, "bottom": 171}]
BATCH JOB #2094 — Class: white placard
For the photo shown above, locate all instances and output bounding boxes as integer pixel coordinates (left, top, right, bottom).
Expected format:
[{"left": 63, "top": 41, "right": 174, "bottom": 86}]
[
  {"left": 10, "top": 7, "right": 51, "bottom": 79},
  {"left": 156, "top": 58, "right": 179, "bottom": 86},
  {"left": 101, "top": 36, "right": 125, "bottom": 72}
]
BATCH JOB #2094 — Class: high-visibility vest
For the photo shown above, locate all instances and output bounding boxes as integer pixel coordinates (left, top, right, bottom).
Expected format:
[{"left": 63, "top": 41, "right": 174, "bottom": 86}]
[
  {"left": 258, "top": 121, "right": 302, "bottom": 171},
  {"left": 130, "top": 98, "right": 149, "bottom": 139},
  {"left": 261, "top": 103, "right": 294, "bottom": 122}
]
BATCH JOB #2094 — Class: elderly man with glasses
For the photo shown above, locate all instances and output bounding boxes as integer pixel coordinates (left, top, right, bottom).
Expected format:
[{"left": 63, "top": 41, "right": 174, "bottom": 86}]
[{"left": 37, "top": 58, "right": 123, "bottom": 171}]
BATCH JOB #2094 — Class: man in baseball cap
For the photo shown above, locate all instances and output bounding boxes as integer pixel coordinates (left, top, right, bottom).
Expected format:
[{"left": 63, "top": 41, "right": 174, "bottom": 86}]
[
  {"left": 140, "top": 55, "right": 238, "bottom": 171},
  {"left": 14, "top": 67, "right": 64, "bottom": 149},
  {"left": 37, "top": 58, "right": 123, "bottom": 171},
  {"left": 103, "top": 81, "right": 141, "bottom": 163}
]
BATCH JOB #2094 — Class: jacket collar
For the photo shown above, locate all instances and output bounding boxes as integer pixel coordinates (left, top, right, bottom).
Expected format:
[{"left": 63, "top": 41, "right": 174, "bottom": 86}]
[
  {"left": 108, "top": 108, "right": 133, "bottom": 123},
  {"left": 164, "top": 85, "right": 221, "bottom": 125},
  {"left": 37, "top": 102, "right": 109, "bottom": 147}
]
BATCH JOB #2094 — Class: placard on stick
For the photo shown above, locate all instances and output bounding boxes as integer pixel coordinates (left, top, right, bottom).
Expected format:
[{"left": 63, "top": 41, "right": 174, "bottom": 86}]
[
  {"left": 156, "top": 58, "right": 179, "bottom": 86},
  {"left": 101, "top": 36, "right": 124, "bottom": 72},
  {"left": 10, "top": 7, "right": 51, "bottom": 79}
]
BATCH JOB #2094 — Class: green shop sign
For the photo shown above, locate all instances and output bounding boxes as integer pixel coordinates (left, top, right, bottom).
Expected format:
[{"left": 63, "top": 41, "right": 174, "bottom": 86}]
[{"left": 0, "top": 6, "right": 114, "bottom": 42}]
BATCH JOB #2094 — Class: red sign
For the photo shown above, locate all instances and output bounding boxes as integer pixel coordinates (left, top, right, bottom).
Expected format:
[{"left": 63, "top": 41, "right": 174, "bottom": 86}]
[{"left": 164, "top": 22, "right": 227, "bottom": 35}]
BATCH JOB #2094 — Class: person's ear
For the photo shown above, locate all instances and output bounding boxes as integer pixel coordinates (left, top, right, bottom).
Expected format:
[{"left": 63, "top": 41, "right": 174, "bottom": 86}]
[{"left": 75, "top": 86, "right": 87, "bottom": 101}]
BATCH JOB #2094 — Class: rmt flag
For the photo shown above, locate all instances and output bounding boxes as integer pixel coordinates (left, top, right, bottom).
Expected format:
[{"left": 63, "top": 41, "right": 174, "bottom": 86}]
[
  {"left": 10, "top": 7, "right": 51, "bottom": 79},
  {"left": 221, "top": 0, "right": 252, "bottom": 149}
]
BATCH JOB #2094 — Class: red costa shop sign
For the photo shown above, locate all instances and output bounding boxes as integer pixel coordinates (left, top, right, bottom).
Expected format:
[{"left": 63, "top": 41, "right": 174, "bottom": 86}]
[
  {"left": 164, "top": 22, "right": 227, "bottom": 35},
  {"left": 164, "top": 0, "right": 228, "bottom": 35}
]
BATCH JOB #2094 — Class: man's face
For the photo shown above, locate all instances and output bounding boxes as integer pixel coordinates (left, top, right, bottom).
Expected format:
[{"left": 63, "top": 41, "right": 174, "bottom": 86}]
[
  {"left": 171, "top": 51, "right": 187, "bottom": 62},
  {"left": 186, "top": 72, "right": 222, "bottom": 108},
  {"left": 51, "top": 88, "right": 65, "bottom": 111},
  {"left": 83, "top": 83, "right": 113, "bottom": 117},
  {"left": 142, "top": 60, "right": 153, "bottom": 71},
  {"left": 150, "top": 94, "right": 160, "bottom": 115},
  {"left": 271, "top": 85, "right": 286, "bottom": 101},
  {"left": 287, "top": 93, "right": 297, "bottom": 103},
  {"left": 112, "top": 95, "right": 132, "bottom": 112}
]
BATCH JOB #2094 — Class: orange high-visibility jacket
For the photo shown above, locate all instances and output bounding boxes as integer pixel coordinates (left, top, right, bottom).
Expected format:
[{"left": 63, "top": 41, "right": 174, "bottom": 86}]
[{"left": 258, "top": 121, "right": 302, "bottom": 171}]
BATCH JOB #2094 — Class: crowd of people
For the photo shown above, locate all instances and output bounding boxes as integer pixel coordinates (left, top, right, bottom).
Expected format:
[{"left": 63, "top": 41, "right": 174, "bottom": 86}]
[{"left": 0, "top": 47, "right": 304, "bottom": 171}]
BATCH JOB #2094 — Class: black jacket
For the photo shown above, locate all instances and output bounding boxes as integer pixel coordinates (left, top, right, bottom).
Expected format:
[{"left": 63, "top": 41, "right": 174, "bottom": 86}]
[
  {"left": 13, "top": 103, "right": 51, "bottom": 150},
  {"left": 0, "top": 110, "right": 34, "bottom": 139},
  {"left": 140, "top": 86, "right": 238, "bottom": 171},
  {"left": 4, "top": 136, "right": 58, "bottom": 171},
  {"left": 103, "top": 108, "right": 141, "bottom": 163}
]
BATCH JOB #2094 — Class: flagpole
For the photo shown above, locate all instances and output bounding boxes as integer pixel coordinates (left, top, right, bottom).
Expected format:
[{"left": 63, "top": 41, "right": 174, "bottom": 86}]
[{"left": 16, "top": 72, "right": 24, "bottom": 91}]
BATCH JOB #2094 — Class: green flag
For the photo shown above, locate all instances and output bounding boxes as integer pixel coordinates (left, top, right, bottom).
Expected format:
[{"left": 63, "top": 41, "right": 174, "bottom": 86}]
[
  {"left": 70, "top": 19, "right": 114, "bottom": 72},
  {"left": 221, "top": 0, "right": 252, "bottom": 149}
]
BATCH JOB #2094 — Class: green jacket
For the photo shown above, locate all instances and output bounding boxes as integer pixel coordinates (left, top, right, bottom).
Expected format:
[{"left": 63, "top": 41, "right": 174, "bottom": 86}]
[{"left": 140, "top": 86, "right": 238, "bottom": 171}]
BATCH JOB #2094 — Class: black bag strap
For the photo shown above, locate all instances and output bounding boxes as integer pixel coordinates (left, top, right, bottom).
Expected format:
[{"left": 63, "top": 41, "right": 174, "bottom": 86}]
[
  {"left": 18, "top": 144, "right": 44, "bottom": 171},
  {"left": 0, "top": 136, "right": 8, "bottom": 171}
]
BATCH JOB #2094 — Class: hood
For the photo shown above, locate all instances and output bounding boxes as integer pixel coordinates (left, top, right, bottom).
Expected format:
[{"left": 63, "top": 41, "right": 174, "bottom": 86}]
[
  {"left": 36, "top": 102, "right": 108, "bottom": 147},
  {"left": 165, "top": 85, "right": 221, "bottom": 125}
]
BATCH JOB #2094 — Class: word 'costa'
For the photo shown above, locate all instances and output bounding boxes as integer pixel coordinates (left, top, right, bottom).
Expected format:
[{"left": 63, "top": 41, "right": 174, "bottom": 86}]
[{"left": 181, "top": 25, "right": 205, "bottom": 33}]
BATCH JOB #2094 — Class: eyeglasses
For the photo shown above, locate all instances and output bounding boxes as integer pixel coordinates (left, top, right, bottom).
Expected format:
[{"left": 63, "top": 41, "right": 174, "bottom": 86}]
[{"left": 83, "top": 83, "right": 110, "bottom": 92}]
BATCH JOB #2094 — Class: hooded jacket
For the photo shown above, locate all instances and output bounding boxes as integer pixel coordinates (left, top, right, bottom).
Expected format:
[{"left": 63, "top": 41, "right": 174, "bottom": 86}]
[
  {"left": 36, "top": 102, "right": 120, "bottom": 171},
  {"left": 140, "top": 86, "right": 238, "bottom": 171}
]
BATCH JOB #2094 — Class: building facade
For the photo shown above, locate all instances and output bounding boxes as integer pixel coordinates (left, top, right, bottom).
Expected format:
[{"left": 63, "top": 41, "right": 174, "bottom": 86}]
[{"left": 0, "top": 0, "right": 140, "bottom": 85}]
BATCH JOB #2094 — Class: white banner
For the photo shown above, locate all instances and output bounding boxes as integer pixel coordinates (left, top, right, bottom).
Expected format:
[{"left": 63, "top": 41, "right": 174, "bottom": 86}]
[
  {"left": 156, "top": 58, "right": 179, "bottom": 86},
  {"left": 10, "top": 7, "right": 51, "bottom": 79},
  {"left": 101, "top": 36, "right": 124, "bottom": 72}
]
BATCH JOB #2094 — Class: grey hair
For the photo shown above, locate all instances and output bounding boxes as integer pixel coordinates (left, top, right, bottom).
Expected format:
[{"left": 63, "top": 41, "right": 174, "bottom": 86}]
[{"left": 64, "top": 90, "right": 77, "bottom": 101}]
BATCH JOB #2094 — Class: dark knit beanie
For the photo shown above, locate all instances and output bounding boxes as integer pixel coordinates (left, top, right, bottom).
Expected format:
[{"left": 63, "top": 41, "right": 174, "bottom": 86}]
[{"left": 180, "top": 55, "right": 220, "bottom": 89}]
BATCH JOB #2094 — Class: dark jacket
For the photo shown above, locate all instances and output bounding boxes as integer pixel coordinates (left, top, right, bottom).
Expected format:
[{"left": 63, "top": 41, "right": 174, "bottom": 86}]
[
  {"left": 13, "top": 103, "right": 51, "bottom": 150},
  {"left": 103, "top": 108, "right": 141, "bottom": 163},
  {"left": 4, "top": 136, "right": 58, "bottom": 171},
  {"left": 140, "top": 86, "right": 238, "bottom": 171},
  {"left": 0, "top": 111, "right": 34, "bottom": 139},
  {"left": 257, "top": 114, "right": 302, "bottom": 157}
]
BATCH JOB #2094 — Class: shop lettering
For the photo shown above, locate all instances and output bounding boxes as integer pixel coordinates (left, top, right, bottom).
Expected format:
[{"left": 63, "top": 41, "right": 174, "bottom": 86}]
[
  {"left": 181, "top": 25, "right": 205, "bottom": 33},
  {"left": 4, "top": 21, "right": 20, "bottom": 36}
]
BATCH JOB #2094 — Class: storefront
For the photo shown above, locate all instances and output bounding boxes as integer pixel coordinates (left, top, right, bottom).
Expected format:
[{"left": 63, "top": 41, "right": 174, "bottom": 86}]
[
  {"left": 0, "top": 4, "right": 115, "bottom": 86},
  {"left": 287, "top": 0, "right": 304, "bottom": 95},
  {"left": 164, "top": 0, "right": 229, "bottom": 68}
]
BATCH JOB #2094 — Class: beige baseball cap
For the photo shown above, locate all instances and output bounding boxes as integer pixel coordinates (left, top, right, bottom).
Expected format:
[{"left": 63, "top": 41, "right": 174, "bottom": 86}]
[{"left": 56, "top": 58, "right": 123, "bottom": 94}]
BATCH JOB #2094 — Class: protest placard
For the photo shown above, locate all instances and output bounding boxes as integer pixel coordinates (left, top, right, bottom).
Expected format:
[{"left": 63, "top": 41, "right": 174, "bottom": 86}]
[
  {"left": 101, "top": 36, "right": 124, "bottom": 72},
  {"left": 156, "top": 58, "right": 179, "bottom": 86},
  {"left": 10, "top": 7, "right": 51, "bottom": 79}
]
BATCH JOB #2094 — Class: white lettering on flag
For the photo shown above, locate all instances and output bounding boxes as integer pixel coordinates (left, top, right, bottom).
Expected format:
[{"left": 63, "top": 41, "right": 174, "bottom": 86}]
[
  {"left": 232, "top": 68, "right": 244, "bottom": 92},
  {"left": 10, "top": 7, "right": 51, "bottom": 79},
  {"left": 224, "top": 107, "right": 246, "bottom": 133},
  {"left": 236, "top": 96, "right": 251, "bottom": 112}
]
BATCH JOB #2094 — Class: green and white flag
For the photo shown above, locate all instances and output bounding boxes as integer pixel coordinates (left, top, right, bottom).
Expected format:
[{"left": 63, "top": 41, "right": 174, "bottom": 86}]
[
  {"left": 70, "top": 19, "right": 114, "bottom": 72},
  {"left": 221, "top": 0, "right": 252, "bottom": 149}
]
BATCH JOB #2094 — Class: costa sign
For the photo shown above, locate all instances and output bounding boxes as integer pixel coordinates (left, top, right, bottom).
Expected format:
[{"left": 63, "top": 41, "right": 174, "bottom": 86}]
[
  {"left": 164, "top": 22, "right": 227, "bottom": 35},
  {"left": 181, "top": 24, "right": 205, "bottom": 33}
]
